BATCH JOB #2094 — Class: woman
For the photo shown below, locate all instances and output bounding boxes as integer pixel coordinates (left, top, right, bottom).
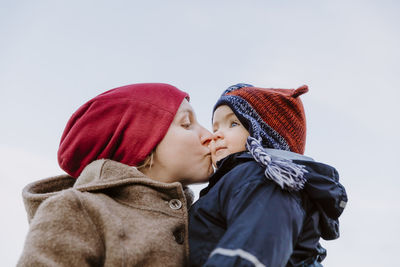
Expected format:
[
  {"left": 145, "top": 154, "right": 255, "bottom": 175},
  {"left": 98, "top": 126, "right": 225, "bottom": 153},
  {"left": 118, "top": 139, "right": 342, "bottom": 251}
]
[{"left": 18, "top": 83, "right": 213, "bottom": 266}]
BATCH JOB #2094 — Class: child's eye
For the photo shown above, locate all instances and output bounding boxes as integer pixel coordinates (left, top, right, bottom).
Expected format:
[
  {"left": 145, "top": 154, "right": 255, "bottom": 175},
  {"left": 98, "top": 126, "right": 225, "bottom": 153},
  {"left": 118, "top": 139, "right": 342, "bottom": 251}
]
[{"left": 230, "top": 121, "right": 239, "bottom": 127}]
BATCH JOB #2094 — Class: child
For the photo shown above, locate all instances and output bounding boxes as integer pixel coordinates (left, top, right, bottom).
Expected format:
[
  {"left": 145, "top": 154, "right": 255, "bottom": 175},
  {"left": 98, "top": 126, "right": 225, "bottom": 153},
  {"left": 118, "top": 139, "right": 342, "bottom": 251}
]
[{"left": 189, "top": 83, "right": 347, "bottom": 266}]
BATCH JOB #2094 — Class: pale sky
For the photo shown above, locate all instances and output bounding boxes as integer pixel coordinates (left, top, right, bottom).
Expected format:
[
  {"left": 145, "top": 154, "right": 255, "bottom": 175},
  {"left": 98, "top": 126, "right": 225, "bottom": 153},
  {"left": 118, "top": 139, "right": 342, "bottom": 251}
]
[{"left": 1, "top": 1, "right": 399, "bottom": 266}]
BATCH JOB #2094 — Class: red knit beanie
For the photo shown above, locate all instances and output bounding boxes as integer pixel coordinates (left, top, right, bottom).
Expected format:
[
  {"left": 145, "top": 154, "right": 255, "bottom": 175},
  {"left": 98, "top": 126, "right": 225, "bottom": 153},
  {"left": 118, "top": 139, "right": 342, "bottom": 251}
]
[
  {"left": 214, "top": 83, "right": 308, "bottom": 154},
  {"left": 58, "top": 83, "right": 189, "bottom": 178}
]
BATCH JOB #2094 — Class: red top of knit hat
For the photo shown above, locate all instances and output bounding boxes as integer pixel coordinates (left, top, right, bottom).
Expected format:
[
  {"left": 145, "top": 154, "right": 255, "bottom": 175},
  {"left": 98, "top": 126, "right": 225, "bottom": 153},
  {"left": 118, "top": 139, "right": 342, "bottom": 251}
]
[
  {"left": 58, "top": 83, "right": 188, "bottom": 178},
  {"left": 227, "top": 85, "right": 308, "bottom": 154}
]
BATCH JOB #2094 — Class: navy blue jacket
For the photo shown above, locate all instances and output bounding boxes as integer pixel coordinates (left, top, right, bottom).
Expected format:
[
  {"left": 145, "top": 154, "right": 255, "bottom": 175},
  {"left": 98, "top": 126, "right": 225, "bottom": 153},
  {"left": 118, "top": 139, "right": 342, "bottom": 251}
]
[{"left": 189, "top": 151, "right": 347, "bottom": 267}]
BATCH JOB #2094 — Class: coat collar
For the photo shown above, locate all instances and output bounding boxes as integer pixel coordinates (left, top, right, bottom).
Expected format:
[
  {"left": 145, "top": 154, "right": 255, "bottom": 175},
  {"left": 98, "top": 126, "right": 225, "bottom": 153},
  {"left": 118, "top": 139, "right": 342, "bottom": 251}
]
[
  {"left": 23, "top": 159, "right": 194, "bottom": 222},
  {"left": 200, "top": 152, "right": 253, "bottom": 197},
  {"left": 74, "top": 159, "right": 194, "bottom": 204},
  {"left": 201, "top": 150, "right": 313, "bottom": 197},
  {"left": 74, "top": 159, "right": 176, "bottom": 191}
]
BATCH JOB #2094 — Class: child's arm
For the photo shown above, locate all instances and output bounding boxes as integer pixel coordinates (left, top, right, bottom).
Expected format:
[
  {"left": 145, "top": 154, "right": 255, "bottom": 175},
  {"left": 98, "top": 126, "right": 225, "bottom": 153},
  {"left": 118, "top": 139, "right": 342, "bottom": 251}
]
[
  {"left": 17, "top": 190, "right": 104, "bottom": 266},
  {"left": 204, "top": 177, "right": 305, "bottom": 267}
]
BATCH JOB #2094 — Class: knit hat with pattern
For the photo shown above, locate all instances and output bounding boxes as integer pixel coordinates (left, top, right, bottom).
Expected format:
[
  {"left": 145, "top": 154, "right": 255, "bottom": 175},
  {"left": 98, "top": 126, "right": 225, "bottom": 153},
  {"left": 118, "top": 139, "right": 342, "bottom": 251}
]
[
  {"left": 58, "top": 83, "right": 189, "bottom": 178},
  {"left": 213, "top": 83, "right": 308, "bottom": 154},
  {"left": 213, "top": 83, "right": 309, "bottom": 191}
]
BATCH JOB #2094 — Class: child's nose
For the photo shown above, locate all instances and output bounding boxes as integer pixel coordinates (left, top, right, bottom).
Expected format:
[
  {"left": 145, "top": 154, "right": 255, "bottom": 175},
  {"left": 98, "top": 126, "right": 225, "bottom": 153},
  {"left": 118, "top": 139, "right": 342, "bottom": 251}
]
[{"left": 212, "top": 129, "right": 223, "bottom": 140}]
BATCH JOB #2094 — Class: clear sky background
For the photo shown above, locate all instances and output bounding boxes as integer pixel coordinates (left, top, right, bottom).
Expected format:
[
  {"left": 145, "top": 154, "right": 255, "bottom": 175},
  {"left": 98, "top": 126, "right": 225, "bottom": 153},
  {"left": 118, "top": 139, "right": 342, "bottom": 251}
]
[{"left": 1, "top": 0, "right": 399, "bottom": 266}]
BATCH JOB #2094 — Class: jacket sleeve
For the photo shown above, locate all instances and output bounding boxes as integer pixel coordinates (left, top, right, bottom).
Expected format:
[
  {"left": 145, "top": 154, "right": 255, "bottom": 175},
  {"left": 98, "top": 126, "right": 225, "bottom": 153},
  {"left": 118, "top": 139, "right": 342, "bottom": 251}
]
[
  {"left": 203, "top": 178, "right": 305, "bottom": 267},
  {"left": 17, "top": 190, "right": 104, "bottom": 267}
]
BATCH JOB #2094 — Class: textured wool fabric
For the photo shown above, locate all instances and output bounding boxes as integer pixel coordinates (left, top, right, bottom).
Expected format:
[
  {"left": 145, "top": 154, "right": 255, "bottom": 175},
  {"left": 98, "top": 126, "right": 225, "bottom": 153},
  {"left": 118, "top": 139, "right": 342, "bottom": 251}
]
[
  {"left": 58, "top": 83, "right": 188, "bottom": 178},
  {"left": 18, "top": 159, "right": 194, "bottom": 267},
  {"left": 214, "top": 83, "right": 308, "bottom": 154}
]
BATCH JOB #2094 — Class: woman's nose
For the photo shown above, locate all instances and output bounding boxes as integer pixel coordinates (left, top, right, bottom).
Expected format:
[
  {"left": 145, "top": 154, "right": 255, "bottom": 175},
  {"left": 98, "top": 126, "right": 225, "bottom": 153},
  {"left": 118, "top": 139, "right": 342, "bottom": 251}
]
[{"left": 200, "top": 127, "right": 212, "bottom": 146}]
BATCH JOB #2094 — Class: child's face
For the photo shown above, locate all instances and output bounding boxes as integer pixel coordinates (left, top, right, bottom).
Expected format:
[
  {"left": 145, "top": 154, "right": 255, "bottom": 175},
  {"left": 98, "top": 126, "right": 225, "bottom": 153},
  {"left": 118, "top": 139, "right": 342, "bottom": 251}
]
[{"left": 211, "top": 105, "right": 249, "bottom": 166}]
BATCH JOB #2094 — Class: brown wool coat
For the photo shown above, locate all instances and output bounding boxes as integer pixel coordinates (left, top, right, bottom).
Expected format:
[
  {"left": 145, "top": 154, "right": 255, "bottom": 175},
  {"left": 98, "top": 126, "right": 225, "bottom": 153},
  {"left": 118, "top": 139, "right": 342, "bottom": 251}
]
[{"left": 18, "top": 159, "right": 194, "bottom": 267}]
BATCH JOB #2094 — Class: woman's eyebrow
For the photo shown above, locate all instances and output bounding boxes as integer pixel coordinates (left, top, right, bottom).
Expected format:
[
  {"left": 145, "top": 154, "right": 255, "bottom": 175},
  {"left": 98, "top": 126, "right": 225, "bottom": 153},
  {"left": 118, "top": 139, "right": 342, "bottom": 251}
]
[
  {"left": 176, "top": 109, "right": 194, "bottom": 121},
  {"left": 178, "top": 107, "right": 193, "bottom": 115}
]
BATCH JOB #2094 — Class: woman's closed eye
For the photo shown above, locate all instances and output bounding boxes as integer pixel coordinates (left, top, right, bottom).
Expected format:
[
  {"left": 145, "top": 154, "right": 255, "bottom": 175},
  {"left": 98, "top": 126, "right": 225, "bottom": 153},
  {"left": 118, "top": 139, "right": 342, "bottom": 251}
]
[
  {"left": 182, "top": 122, "right": 191, "bottom": 129},
  {"left": 180, "top": 113, "right": 192, "bottom": 129},
  {"left": 181, "top": 117, "right": 193, "bottom": 129}
]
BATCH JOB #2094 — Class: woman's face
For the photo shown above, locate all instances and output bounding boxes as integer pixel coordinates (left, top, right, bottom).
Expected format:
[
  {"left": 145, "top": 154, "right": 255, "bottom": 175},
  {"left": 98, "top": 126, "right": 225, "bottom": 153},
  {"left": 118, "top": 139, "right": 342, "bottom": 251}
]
[{"left": 145, "top": 99, "right": 213, "bottom": 185}]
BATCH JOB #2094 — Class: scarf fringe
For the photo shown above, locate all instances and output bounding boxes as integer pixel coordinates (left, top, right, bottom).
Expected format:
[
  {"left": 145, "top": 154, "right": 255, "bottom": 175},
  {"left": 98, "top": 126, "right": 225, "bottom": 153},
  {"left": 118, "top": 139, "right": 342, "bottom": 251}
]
[{"left": 246, "top": 137, "right": 308, "bottom": 191}]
